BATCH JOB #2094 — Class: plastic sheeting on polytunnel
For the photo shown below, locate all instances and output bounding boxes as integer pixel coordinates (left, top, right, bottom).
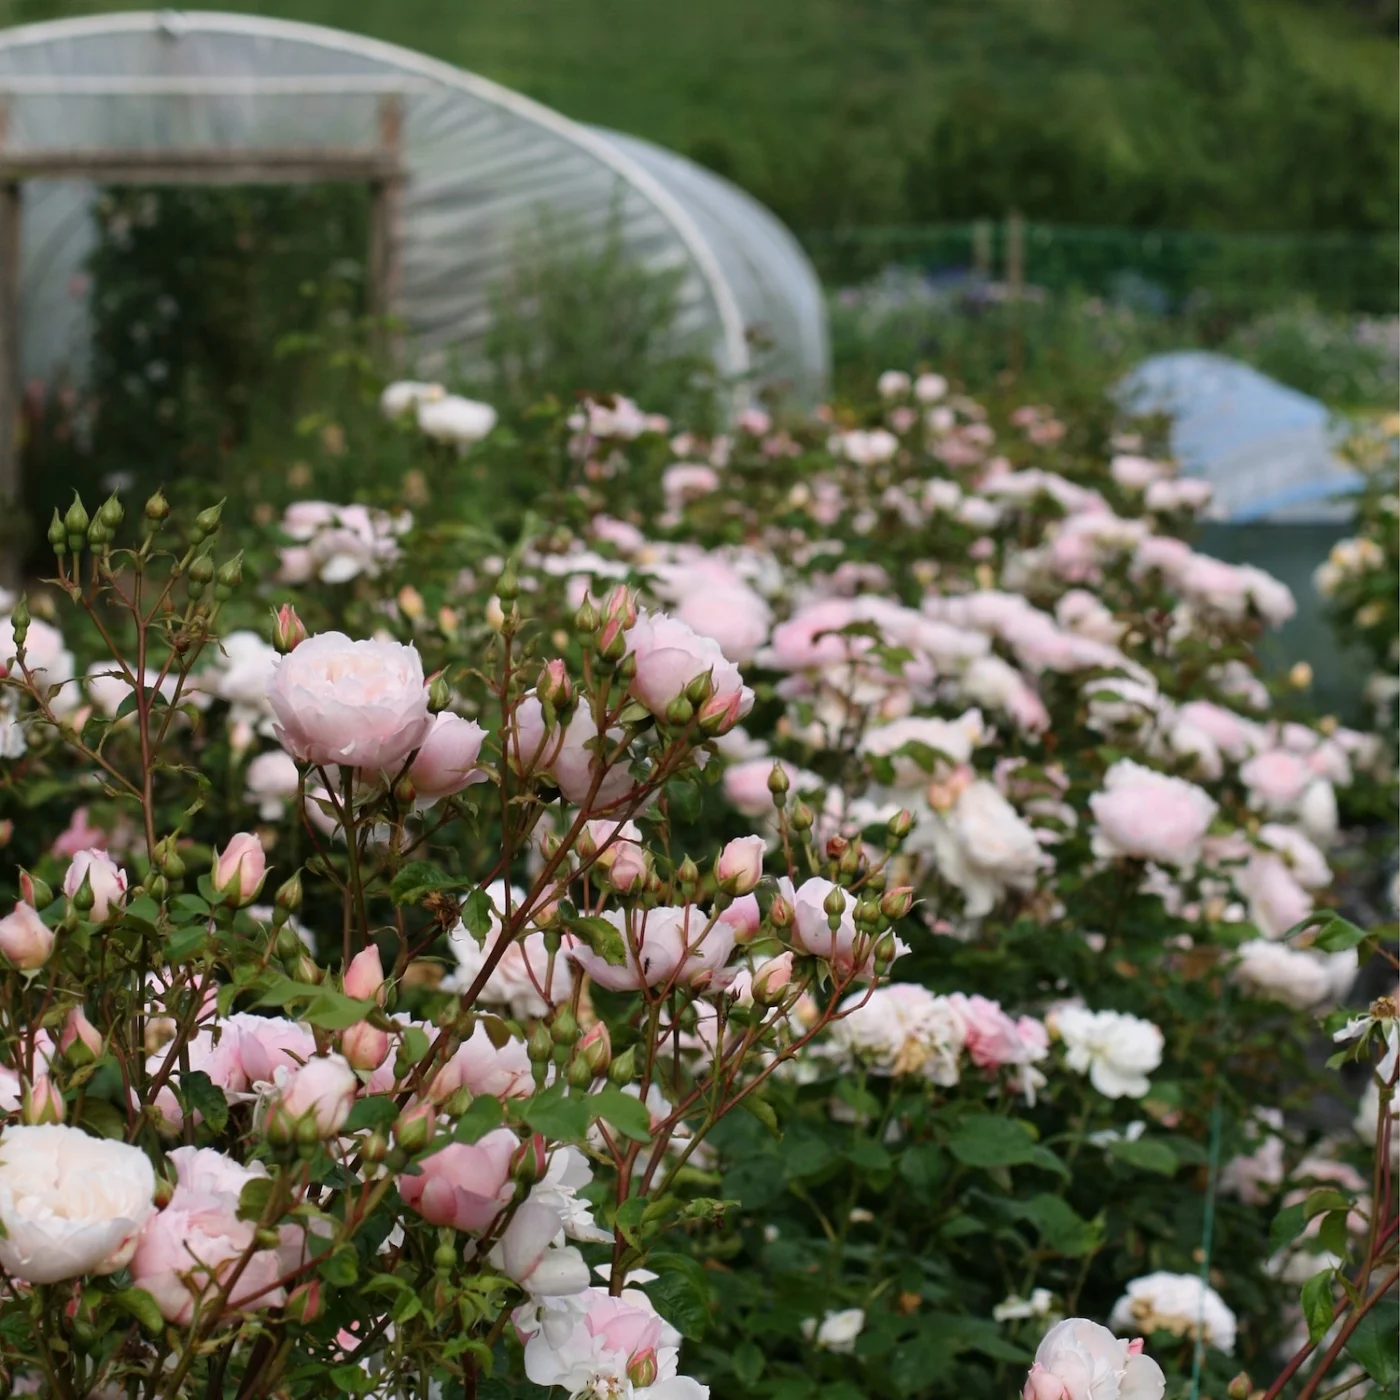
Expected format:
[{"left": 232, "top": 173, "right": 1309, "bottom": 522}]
[
  {"left": 0, "top": 10, "right": 830, "bottom": 405},
  {"left": 1116, "top": 352, "right": 1362, "bottom": 522}
]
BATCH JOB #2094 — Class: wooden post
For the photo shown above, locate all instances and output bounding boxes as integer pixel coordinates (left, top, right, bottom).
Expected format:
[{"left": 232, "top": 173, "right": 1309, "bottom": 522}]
[
  {"left": 0, "top": 100, "right": 20, "bottom": 588},
  {"left": 972, "top": 219, "right": 992, "bottom": 280},
  {"left": 368, "top": 94, "right": 406, "bottom": 367},
  {"left": 1005, "top": 210, "right": 1025, "bottom": 382}
]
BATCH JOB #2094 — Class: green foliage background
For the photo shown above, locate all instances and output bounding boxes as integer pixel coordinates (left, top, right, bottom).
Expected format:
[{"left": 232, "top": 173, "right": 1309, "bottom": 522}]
[{"left": 1, "top": 0, "right": 1394, "bottom": 238}]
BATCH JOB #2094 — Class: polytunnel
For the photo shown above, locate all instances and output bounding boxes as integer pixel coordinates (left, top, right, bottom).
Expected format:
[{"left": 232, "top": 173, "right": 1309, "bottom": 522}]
[{"left": 0, "top": 9, "right": 830, "bottom": 418}]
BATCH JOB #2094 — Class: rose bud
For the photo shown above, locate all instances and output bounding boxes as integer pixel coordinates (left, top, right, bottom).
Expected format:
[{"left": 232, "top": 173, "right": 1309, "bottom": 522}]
[
  {"left": 406, "top": 712, "right": 488, "bottom": 802},
  {"left": 343, "top": 945, "right": 387, "bottom": 1004},
  {"left": 60, "top": 1006, "right": 102, "bottom": 1061},
  {"left": 342, "top": 1020, "right": 390, "bottom": 1072},
  {"left": 271, "top": 602, "right": 308, "bottom": 654},
  {"left": 752, "top": 952, "right": 795, "bottom": 1007},
  {"left": 62, "top": 850, "right": 128, "bottom": 923},
  {"left": 577, "top": 1022, "right": 612, "bottom": 1077},
  {"left": 715, "top": 835, "right": 765, "bottom": 896},
  {"left": 211, "top": 833, "right": 267, "bottom": 907},
  {"left": 0, "top": 901, "right": 55, "bottom": 970},
  {"left": 264, "top": 1054, "right": 358, "bottom": 1141},
  {"left": 21, "top": 1075, "right": 65, "bottom": 1125},
  {"left": 393, "top": 1101, "right": 437, "bottom": 1155}
]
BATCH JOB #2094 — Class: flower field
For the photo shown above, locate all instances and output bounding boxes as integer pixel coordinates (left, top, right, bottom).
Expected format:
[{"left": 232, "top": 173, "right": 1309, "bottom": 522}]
[{"left": 0, "top": 365, "right": 1393, "bottom": 1399}]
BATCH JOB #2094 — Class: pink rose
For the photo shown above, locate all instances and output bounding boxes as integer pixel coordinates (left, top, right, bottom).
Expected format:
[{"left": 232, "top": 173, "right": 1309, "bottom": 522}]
[
  {"left": 265, "top": 1053, "right": 358, "bottom": 1140},
  {"left": 717, "top": 892, "right": 761, "bottom": 941},
  {"left": 62, "top": 848, "right": 128, "bottom": 921},
  {"left": 716, "top": 835, "right": 765, "bottom": 895},
  {"left": 269, "top": 632, "right": 432, "bottom": 771},
  {"left": 226, "top": 1014, "right": 317, "bottom": 1088},
  {"left": 661, "top": 463, "right": 720, "bottom": 507},
  {"left": 343, "top": 946, "right": 386, "bottom": 1002},
  {"left": 212, "top": 832, "right": 267, "bottom": 906},
  {"left": 131, "top": 1151, "right": 285, "bottom": 1322},
  {"left": 946, "top": 994, "right": 1025, "bottom": 1070},
  {"left": 625, "top": 610, "right": 753, "bottom": 726},
  {"left": 407, "top": 712, "right": 488, "bottom": 801},
  {"left": 1239, "top": 748, "right": 1312, "bottom": 811},
  {"left": 429, "top": 1022, "right": 534, "bottom": 1103},
  {"left": 1090, "top": 760, "right": 1217, "bottom": 868},
  {"left": 397, "top": 1128, "right": 517, "bottom": 1233},
  {"left": 673, "top": 588, "right": 771, "bottom": 665},
  {"left": 570, "top": 906, "right": 735, "bottom": 992},
  {"left": 1023, "top": 1318, "right": 1164, "bottom": 1400},
  {"left": 0, "top": 902, "right": 54, "bottom": 970}
]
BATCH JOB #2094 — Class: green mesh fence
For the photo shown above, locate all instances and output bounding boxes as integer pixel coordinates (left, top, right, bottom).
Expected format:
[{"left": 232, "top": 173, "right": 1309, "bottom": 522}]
[{"left": 806, "top": 222, "right": 1400, "bottom": 316}]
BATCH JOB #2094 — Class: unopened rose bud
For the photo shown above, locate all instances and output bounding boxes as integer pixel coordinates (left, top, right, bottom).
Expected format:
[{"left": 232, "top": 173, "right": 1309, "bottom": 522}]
[
  {"left": 826, "top": 835, "right": 850, "bottom": 862},
  {"left": 512, "top": 1135, "right": 548, "bottom": 1187},
  {"left": 684, "top": 670, "right": 715, "bottom": 707},
  {"left": 627, "top": 1351, "right": 659, "bottom": 1389},
  {"left": 64, "top": 493, "right": 90, "bottom": 550},
  {"left": 286, "top": 1281, "right": 323, "bottom": 1324},
  {"left": 0, "top": 901, "right": 55, "bottom": 970},
  {"left": 769, "top": 893, "right": 794, "bottom": 929},
  {"left": 342, "top": 1020, "right": 390, "bottom": 1072},
  {"left": 574, "top": 595, "right": 601, "bottom": 633},
  {"left": 886, "top": 809, "right": 915, "bottom": 843},
  {"left": 789, "top": 801, "right": 814, "bottom": 832},
  {"left": 60, "top": 1005, "right": 102, "bottom": 1062},
  {"left": 664, "top": 693, "right": 694, "bottom": 726},
  {"left": 537, "top": 658, "right": 572, "bottom": 709},
  {"left": 578, "top": 1022, "right": 611, "bottom": 1076},
  {"left": 716, "top": 835, "right": 765, "bottom": 896},
  {"left": 608, "top": 1046, "right": 637, "bottom": 1085},
  {"left": 752, "top": 952, "right": 794, "bottom": 1006},
  {"left": 97, "top": 492, "right": 124, "bottom": 531},
  {"left": 22, "top": 1075, "right": 64, "bottom": 1125},
  {"left": 214, "top": 552, "right": 243, "bottom": 598},
  {"left": 212, "top": 832, "right": 267, "bottom": 907},
  {"left": 527, "top": 1023, "right": 554, "bottom": 1064},
  {"left": 823, "top": 887, "right": 848, "bottom": 931},
  {"left": 144, "top": 489, "right": 170, "bottom": 523},
  {"left": 485, "top": 595, "right": 506, "bottom": 631},
  {"left": 271, "top": 603, "right": 308, "bottom": 654},
  {"left": 1288, "top": 661, "right": 1312, "bottom": 689},
  {"left": 766, "top": 763, "right": 790, "bottom": 800},
  {"left": 190, "top": 499, "right": 224, "bottom": 544},
  {"left": 394, "top": 1101, "right": 437, "bottom": 1154},
  {"left": 1226, "top": 1375, "right": 1252, "bottom": 1400},
  {"left": 601, "top": 584, "right": 636, "bottom": 628},
  {"left": 675, "top": 856, "right": 699, "bottom": 892},
  {"left": 186, "top": 552, "right": 215, "bottom": 600},
  {"left": 879, "top": 887, "right": 914, "bottom": 920},
  {"left": 496, "top": 568, "right": 519, "bottom": 603},
  {"left": 275, "top": 870, "right": 304, "bottom": 914},
  {"left": 47, "top": 511, "right": 67, "bottom": 556},
  {"left": 17, "top": 870, "right": 51, "bottom": 911},
  {"left": 397, "top": 585, "right": 426, "bottom": 621},
  {"left": 550, "top": 1007, "right": 580, "bottom": 1046},
  {"left": 567, "top": 1054, "right": 594, "bottom": 1089},
  {"left": 596, "top": 619, "right": 629, "bottom": 663},
  {"left": 343, "top": 945, "right": 386, "bottom": 1003}
]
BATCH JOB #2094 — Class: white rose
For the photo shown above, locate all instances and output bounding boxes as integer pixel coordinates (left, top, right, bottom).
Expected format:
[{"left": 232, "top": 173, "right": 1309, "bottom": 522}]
[
  {"left": 1053, "top": 1006, "right": 1164, "bottom": 1100},
  {"left": 930, "top": 781, "right": 1050, "bottom": 918},
  {"left": 1109, "top": 1272, "right": 1237, "bottom": 1354},
  {"left": 1023, "top": 1317, "right": 1165, "bottom": 1400},
  {"left": 416, "top": 394, "right": 497, "bottom": 447},
  {"left": 803, "top": 1307, "right": 866, "bottom": 1353},
  {"left": 0, "top": 1124, "right": 156, "bottom": 1282}
]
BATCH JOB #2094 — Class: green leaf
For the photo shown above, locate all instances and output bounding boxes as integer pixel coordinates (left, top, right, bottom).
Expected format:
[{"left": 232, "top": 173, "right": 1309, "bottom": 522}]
[
  {"left": 610, "top": 1195, "right": 647, "bottom": 1246},
  {"left": 238, "top": 1177, "right": 276, "bottom": 1222},
  {"left": 453, "top": 1095, "right": 506, "bottom": 1143},
  {"left": 1303, "top": 1188, "right": 1354, "bottom": 1220},
  {"left": 562, "top": 914, "right": 628, "bottom": 967},
  {"left": 738, "top": 1093, "right": 780, "bottom": 1138},
  {"left": 462, "top": 887, "right": 494, "bottom": 942},
  {"left": 519, "top": 1084, "right": 592, "bottom": 1141},
  {"left": 1309, "top": 914, "right": 1370, "bottom": 952},
  {"left": 1270, "top": 1202, "right": 1308, "bottom": 1255},
  {"left": 732, "top": 1339, "right": 764, "bottom": 1385},
  {"left": 1346, "top": 1308, "right": 1400, "bottom": 1388},
  {"left": 389, "top": 861, "right": 469, "bottom": 906},
  {"left": 1005, "top": 1194, "right": 1103, "bottom": 1257},
  {"left": 1317, "top": 1210, "right": 1351, "bottom": 1259},
  {"left": 302, "top": 988, "right": 377, "bottom": 1031},
  {"left": 663, "top": 777, "right": 702, "bottom": 824},
  {"left": 846, "top": 1141, "right": 892, "bottom": 1172},
  {"left": 643, "top": 1251, "right": 710, "bottom": 1340},
  {"left": 1301, "top": 1268, "right": 1335, "bottom": 1344},
  {"left": 178, "top": 1070, "right": 229, "bottom": 1134},
  {"left": 947, "top": 1116, "right": 1038, "bottom": 1168},
  {"left": 898, "top": 1143, "right": 945, "bottom": 1191},
  {"left": 111, "top": 1287, "right": 163, "bottom": 1333},
  {"left": 329, "top": 1364, "right": 376, "bottom": 1394},
  {"left": 1106, "top": 1137, "right": 1178, "bottom": 1176},
  {"left": 320, "top": 1246, "right": 360, "bottom": 1288},
  {"left": 343, "top": 1096, "right": 399, "bottom": 1134},
  {"left": 593, "top": 1085, "right": 653, "bottom": 1143}
]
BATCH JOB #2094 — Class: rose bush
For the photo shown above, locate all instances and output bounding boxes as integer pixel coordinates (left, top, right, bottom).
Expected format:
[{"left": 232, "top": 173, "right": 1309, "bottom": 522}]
[{"left": 0, "top": 366, "right": 1389, "bottom": 1398}]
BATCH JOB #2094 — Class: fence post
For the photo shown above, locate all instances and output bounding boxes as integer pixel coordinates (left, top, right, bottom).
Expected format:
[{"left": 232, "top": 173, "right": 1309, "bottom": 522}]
[
  {"left": 1005, "top": 210, "right": 1025, "bottom": 381},
  {"left": 972, "top": 219, "right": 992, "bottom": 280}
]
